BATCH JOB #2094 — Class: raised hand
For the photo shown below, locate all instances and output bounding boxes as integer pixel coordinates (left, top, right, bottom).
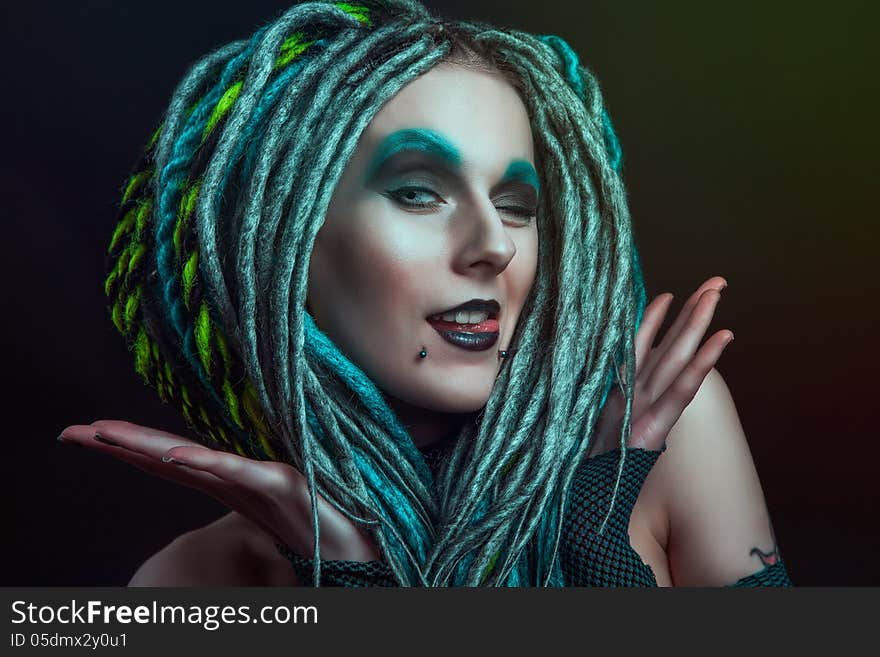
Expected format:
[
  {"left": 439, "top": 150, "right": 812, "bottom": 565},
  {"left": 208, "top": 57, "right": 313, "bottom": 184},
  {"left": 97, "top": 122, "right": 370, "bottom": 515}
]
[
  {"left": 57, "top": 420, "right": 380, "bottom": 561},
  {"left": 588, "top": 276, "right": 733, "bottom": 456}
]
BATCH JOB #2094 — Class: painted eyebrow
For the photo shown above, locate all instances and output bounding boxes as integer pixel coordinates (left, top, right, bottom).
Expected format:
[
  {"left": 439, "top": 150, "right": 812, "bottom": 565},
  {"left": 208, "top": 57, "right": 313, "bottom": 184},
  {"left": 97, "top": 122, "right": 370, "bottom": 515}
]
[
  {"left": 500, "top": 160, "right": 541, "bottom": 196},
  {"left": 365, "top": 128, "right": 462, "bottom": 181}
]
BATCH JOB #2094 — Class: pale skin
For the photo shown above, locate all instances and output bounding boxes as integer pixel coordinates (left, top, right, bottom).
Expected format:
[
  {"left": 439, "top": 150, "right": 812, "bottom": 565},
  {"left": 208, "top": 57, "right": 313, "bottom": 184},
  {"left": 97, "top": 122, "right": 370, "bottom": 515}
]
[{"left": 60, "top": 64, "right": 780, "bottom": 587}]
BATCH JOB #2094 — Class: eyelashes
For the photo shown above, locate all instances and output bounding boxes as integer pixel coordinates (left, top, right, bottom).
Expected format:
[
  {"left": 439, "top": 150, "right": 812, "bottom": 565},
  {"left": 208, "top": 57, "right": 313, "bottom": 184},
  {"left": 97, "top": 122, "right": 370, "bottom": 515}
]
[
  {"left": 497, "top": 205, "right": 537, "bottom": 220},
  {"left": 388, "top": 186, "right": 443, "bottom": 210},
  {"left": 386, "top": 186, "right": 536, "bottom": 220}
]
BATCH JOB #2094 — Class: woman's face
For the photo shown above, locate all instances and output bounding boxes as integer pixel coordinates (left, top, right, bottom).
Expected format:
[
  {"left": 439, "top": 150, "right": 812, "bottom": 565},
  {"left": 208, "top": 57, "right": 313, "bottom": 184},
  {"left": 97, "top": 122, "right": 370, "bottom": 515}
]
[{"left": 307, "top": 63, "right": 539, "bottom": 415}]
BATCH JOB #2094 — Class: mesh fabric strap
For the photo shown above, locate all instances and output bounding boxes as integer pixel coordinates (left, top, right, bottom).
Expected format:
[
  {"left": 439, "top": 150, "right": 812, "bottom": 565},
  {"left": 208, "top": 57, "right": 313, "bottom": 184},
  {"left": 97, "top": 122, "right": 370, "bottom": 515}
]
[
  {"left": 729, "top": 561, "right": 793, "bottom": 587},
  {"left": 275, "top": 543, "right": 396, "bottom": 587},
  {"left": 559, "top": 448, "right": 662, "bottom": 586}
]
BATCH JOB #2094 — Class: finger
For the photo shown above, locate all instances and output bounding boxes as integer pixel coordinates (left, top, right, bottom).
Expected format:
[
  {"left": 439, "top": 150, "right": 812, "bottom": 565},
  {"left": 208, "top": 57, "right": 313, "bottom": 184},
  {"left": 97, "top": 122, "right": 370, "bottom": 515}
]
[
  {"left": 645, "top": 289, "right": 725, "bottom": 396},
  {"left": 59, "top": 425, "right": 285, "bottom": 548},
  {"left": 638, "top": 276, "right": 727, "bottom": 381},
  {"left": 71, "top": 420, "right": 205, "bottom": 460},
  {"left": 632, "top": 293, "right": 675, "bottom": 377},
  {"left": 610, "top": 293, "right": 674, "bottom": 392},
  {"left": 64, "top": 431, "right": 259, "bottom": 516},
  {"left": 163, "top": 446, "right": 296, "bottom": 501},
  {"left": 628, "top": 330, "right": 733, "bottom": 450},
  {"left": 61, "top": 429, "right": 230, "bottom": 491}
]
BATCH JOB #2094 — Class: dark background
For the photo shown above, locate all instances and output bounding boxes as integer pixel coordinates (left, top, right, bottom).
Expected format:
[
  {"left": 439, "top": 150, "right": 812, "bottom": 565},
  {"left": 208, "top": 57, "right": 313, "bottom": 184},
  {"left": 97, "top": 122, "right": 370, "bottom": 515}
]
[{"left": 2, "top": 0, "right": 876, "bottom": 585}]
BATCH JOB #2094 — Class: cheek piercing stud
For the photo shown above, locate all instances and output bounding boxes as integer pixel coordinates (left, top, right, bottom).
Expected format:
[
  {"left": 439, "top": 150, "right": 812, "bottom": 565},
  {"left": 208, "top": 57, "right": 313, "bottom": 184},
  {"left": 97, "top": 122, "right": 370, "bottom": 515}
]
[
  {"left": 419, "top": 347, "right": 428, "bottom": 359},
  {"left": 498, "top": 350, "right": 509, "bottom": 360}
]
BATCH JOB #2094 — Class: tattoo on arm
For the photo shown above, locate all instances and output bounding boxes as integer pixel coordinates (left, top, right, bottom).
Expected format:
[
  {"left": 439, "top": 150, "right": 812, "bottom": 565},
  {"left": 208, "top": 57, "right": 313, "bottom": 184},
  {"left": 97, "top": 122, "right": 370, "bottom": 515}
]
[{"left": 749, "top": 517, "right": 781, "bottom": 566}]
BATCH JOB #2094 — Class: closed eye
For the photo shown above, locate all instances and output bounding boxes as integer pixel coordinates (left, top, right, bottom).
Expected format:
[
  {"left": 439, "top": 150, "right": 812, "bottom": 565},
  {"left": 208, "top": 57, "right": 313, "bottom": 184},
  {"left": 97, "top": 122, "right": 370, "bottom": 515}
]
[
  {"left": 493, "top": 187, "right": 537, "bottom": 222},
  {"left": 496, "top": 205, "right": 536, "bottom": 220}
]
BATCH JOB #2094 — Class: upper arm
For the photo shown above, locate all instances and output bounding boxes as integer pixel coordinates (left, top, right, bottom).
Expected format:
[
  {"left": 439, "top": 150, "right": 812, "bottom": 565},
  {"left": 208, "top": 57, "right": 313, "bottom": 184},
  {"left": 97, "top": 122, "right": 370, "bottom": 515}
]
[{"left": 650, "top": 368, "right": 782, "bottom": 586}]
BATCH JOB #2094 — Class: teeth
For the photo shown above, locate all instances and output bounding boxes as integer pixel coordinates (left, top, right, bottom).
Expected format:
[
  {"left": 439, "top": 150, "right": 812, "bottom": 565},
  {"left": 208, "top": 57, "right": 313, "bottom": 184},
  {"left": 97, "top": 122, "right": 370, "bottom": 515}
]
[{"left": 438, "top": 310, "right": 489, "bottom": 324}]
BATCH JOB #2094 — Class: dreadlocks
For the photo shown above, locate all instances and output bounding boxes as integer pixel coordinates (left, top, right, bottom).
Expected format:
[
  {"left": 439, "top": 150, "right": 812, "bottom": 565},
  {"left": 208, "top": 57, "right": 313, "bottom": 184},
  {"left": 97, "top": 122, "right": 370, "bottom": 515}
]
[{"left": 105, "top": 0, "right": 648, "bottom": 586}]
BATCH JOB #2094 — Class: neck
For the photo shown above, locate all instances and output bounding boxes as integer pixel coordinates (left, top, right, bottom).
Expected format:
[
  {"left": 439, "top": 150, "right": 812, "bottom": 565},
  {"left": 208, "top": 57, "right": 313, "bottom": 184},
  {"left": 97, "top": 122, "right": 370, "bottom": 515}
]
[{"left": 384, "top": 395, "right": 473, "bottom": 449}]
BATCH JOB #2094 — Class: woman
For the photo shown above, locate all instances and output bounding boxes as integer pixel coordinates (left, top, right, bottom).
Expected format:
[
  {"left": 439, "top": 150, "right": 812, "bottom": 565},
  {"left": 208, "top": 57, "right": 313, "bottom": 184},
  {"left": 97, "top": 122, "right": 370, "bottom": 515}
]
[{"left": 59, "top": 0, "right": 789, "bottom": 586}]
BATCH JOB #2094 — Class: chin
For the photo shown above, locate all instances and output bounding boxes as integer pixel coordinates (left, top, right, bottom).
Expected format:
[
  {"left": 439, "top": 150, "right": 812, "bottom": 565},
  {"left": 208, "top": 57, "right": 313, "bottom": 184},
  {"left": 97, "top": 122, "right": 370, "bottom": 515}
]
[{"left": 394, "top": 381, "right": 493, "bottom": 414}]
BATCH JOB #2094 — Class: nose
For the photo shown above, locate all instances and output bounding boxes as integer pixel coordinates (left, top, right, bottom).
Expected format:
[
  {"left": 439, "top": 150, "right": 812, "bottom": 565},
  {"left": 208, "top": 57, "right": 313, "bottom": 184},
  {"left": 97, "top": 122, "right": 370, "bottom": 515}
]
[{"left": 451, "top": 198, "right": 518, "bottom": 276}]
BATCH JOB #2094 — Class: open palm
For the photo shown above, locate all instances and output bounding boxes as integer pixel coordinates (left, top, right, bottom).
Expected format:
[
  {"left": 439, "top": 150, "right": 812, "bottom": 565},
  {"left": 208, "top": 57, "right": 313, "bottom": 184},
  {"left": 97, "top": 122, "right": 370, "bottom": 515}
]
[
  {"left": 588, "top": 276, "right": 733, "bottom": 457},
  {"left": 57, "top": 420, "right": 380, "bottom": 561}
]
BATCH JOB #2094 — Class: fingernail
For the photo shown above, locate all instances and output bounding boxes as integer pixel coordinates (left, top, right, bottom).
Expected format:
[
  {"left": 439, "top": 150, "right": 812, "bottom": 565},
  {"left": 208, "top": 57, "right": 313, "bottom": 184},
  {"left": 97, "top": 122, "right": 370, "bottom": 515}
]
[
  {"left": 57, "top": 433, "right": 76, "bottom": 445},
  {"left": 726, "top": 332, "right": 735, "bottom": 344},
  {"left": 162, "top": 454, "right": 186, "bottom": 465},
  {"left": 93, "top": 432, "right": 120, "bottom": 447}
]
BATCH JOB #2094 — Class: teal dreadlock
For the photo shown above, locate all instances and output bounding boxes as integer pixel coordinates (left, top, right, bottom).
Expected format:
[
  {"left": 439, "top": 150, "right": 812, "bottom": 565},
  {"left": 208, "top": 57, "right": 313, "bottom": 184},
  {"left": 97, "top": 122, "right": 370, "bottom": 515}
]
[{"left": 105, "top": 0, "right": 648, "bottom": 586}]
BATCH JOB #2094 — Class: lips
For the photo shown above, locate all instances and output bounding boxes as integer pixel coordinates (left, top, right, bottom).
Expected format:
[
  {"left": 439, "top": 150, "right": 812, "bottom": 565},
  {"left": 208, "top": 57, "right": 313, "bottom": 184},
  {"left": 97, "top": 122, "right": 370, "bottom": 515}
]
[{"left": 425, "top": 298, "right": 501, "bottom": 352}]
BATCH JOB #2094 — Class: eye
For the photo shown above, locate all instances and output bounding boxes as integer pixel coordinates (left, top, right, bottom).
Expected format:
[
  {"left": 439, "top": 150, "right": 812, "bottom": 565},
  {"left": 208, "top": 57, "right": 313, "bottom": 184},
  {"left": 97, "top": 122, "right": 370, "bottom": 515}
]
[
  {"left": 387, "top": 186, "right": 445, "bottom": 210},
  {"left": 495, "top": 205, "right": 537, "bottom": 221},
  {"left": 493, "top": 189, "right": 538, "bottom": 223}
]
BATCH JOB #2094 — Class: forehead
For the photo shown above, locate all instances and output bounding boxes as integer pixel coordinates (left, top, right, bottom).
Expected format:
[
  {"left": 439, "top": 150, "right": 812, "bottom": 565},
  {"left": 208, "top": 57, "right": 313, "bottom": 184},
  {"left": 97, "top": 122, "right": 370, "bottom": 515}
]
[{"left": 359, "top": 64, "right": 535, "bottom": 173}]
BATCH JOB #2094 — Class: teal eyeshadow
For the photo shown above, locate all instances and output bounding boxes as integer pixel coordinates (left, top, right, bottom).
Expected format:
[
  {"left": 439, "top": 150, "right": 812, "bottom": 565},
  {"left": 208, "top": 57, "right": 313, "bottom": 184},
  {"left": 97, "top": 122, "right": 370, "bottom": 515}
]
[
  {"left": 365, "top": 128, "right": 462, "bottom": 182},
  {"left": 501, "top": 160, "right": 541, "bottom": 196}
]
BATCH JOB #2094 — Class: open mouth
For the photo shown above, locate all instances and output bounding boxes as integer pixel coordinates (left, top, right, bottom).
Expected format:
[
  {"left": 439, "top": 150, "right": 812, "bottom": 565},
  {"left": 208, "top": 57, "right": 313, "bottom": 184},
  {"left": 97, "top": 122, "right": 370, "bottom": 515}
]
[{"left": 426, "top": 299, "right": 500, "bottom": 351}]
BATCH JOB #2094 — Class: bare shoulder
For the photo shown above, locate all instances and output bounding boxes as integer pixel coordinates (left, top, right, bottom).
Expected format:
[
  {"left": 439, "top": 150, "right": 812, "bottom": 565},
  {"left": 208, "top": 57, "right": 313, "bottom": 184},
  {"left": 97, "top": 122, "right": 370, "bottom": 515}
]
[
  {"left": 635, "top": 367, "right": 781, "bottom": 586},
  {"left": 128, "top": 512, "right": 301, "bottom": 587}
]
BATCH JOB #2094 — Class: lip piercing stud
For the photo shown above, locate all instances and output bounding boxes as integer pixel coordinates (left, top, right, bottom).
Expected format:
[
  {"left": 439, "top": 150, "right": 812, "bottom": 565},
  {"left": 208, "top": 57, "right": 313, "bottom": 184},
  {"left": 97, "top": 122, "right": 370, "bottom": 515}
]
[{"left": 419, "top": 348, "right": 428, "bottom": 359}]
